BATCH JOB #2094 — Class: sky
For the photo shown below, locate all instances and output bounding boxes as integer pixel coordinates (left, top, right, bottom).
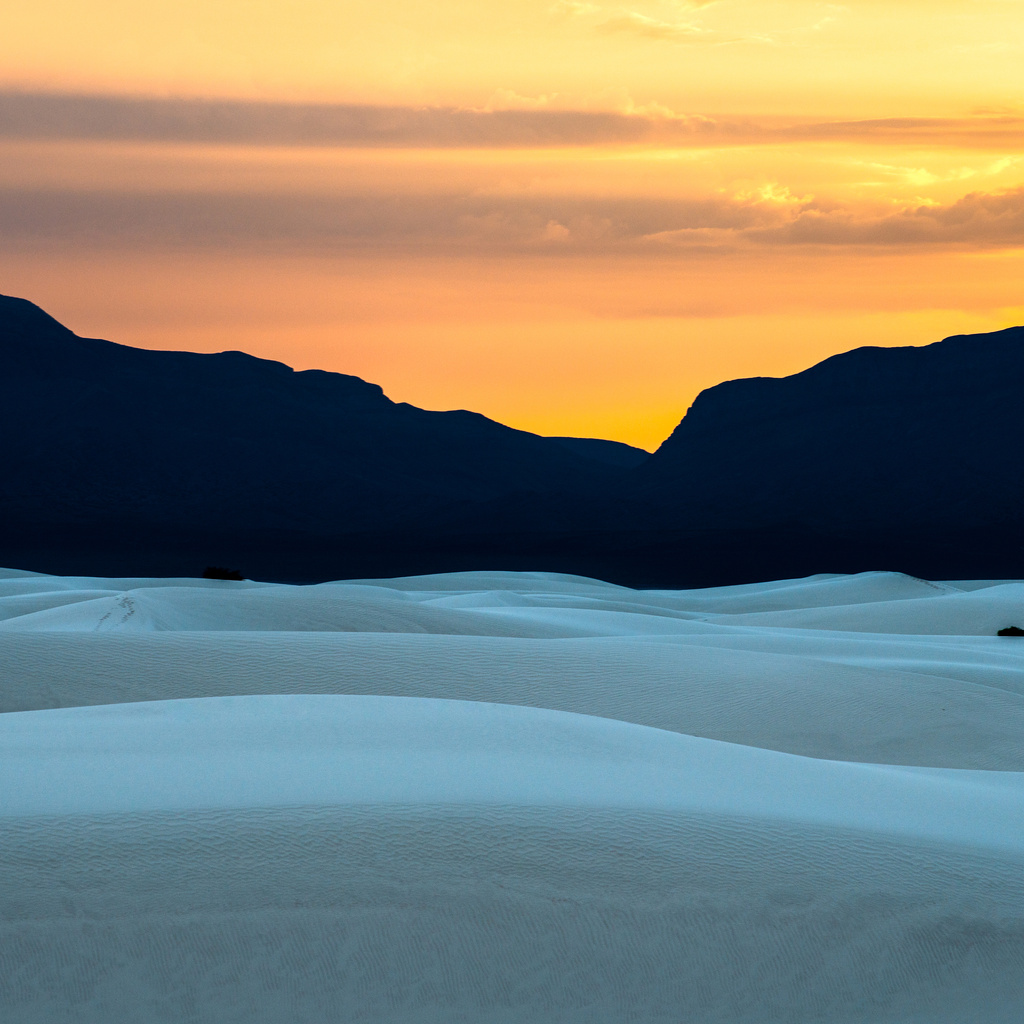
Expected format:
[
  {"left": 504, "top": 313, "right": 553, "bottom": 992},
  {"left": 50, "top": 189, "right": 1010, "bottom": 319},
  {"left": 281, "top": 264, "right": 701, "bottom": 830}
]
[{"left": 2, "top": 1, "right": 1023, "bottom": 449}]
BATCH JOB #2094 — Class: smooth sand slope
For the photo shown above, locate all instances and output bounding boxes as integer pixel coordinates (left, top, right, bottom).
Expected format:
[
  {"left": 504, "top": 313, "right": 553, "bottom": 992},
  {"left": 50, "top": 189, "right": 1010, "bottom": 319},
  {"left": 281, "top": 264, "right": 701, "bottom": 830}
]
[{"left": 2, "top": 568, "right": 1024, "bottom": 1022}]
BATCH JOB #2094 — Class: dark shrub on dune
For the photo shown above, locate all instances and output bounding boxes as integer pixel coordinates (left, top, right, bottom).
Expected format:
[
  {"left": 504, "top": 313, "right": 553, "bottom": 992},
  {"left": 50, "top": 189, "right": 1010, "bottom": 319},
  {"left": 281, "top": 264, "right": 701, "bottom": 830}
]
[{"left": 202, "top": 566, "right": 245, "bottom": 581}]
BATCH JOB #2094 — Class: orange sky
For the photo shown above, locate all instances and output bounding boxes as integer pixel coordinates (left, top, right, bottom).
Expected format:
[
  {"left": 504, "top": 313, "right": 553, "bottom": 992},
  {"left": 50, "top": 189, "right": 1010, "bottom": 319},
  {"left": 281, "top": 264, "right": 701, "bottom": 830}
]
[{"left": 2, "top": 1, "right": 1023, "bottom": 448}]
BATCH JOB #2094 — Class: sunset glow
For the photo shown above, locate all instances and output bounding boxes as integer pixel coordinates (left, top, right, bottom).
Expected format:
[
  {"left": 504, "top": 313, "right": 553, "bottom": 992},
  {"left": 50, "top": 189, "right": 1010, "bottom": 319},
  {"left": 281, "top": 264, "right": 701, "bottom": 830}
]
[{"left": 3, "top": 1, "right": 1023, "bottom": 447}]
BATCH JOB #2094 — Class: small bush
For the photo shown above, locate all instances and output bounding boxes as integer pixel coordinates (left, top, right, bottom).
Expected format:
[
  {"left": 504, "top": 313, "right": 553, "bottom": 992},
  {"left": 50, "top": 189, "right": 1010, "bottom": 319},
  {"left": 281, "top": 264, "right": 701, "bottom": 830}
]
[
  {"left": 202, "top": 566, "right": 245, "bottom": 581},
  {"left": 997, "top": 626, "right": 1024, "bottom": 637}
]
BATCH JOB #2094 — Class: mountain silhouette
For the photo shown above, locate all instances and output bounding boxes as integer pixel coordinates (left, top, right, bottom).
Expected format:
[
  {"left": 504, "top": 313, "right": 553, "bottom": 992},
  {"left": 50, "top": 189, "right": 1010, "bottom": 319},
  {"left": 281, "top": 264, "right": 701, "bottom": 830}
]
[
  {"left": 625, "top": 329, "right": 1024, "bottom": 583},
  {"left": 0, "top": 294, "right": 646, "bottom": 579},
  {"left": 2, "top": 293, "right": 1022, "bottom": 583},
  {"left": 642, "top": 329, "right": 1024, "bottom": 531}
]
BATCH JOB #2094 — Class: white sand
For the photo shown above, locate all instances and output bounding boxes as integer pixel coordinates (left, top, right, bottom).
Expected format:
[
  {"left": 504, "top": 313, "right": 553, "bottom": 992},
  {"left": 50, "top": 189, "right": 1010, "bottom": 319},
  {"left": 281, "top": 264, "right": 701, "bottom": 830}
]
[{"left": 2, "top": 568, "right": 1023, "bottom": 1021}]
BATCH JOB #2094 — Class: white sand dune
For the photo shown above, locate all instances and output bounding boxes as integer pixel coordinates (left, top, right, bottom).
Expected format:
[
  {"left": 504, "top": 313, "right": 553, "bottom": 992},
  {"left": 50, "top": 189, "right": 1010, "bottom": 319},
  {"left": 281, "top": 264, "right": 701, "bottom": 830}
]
[
  {"left": 2, "top": 568, "right": 1024, "bottom": 1022},
  {"left": 4, "top": 570, "right": 1024, "bottom": 768}
]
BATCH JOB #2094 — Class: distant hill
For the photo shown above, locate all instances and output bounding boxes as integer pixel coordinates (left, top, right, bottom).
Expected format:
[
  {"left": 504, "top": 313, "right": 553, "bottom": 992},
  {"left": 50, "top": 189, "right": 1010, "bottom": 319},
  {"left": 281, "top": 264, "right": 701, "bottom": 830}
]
[
  {"left": 0, "top": 294, "right": 631, "bottom": 579},
  {"left": 642, "top": 329, "right": 1024, "bottom": 532},
  {"left": 628, "top": 329, "right": 1024, "bottom": 581},
  {"left": 547, "top": 436, "right": 650, "bottom": 469},
  {"left": 1, "top": 293, "right": 1022, "bottom": 584}
]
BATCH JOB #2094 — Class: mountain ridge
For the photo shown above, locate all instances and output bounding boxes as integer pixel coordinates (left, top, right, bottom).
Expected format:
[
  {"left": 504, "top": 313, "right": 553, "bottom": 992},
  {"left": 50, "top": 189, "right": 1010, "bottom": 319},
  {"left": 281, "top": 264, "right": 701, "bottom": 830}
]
[
  {"left": 641, "top": 325, "right": 1024, "bottom": 533},
  {"left": 2, "top": 293, "right": 1022, "bottom": 584},
  {"left": 0, "top": 293, "right": 643, "bottom": 560}
]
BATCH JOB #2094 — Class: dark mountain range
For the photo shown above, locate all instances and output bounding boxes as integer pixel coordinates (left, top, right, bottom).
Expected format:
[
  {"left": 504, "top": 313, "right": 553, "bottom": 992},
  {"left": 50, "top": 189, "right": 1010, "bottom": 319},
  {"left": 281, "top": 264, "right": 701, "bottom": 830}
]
[
  {"left": 0, "top": 294, "right": 646, "bottom": 577},
  {"left": 642, "top": 329, "right": 1024, "bottom": 531},
  {"left": 547, "top": 436, "right": 650, "bottom": 469},
  {"left": 629, "top": 328, "right": 1024, "bottom": 582},
  {"left": 1, "top": 293, "right": 1022, "bottom": 584}
]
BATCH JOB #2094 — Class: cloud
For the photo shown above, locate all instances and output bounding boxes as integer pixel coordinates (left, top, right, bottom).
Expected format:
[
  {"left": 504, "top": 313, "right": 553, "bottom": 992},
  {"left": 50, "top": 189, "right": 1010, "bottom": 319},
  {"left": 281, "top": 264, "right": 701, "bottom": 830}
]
[
  {"left": 1, "top": 92, "right": 1024, "bottom": 152},
  {"left": 732, "top": 183, "right": 814, "bottom": 206},
  {"left": 549, "top": 1, "right": 604, "bottom": 16},
  {"left": 0, "top": 187, "right": 779, "bottom": 255},
  {"left": 0, "top": 91, "right": 681, "bottom": 148},
  {"left": 749, "top": 187, "right": 1024, "bottom": 247},
  {"left": 1, "top": 169, "right": 1021, "bottom": 258},
  {"left": 552, "top": 0, "right": 722, "bottom": 22},
  {"left": 645, "top": 188, "right": 1024, "bottom": 249},
  {"left": 552, "top": 0, "right": 856, "bottom": 49},
  {"left": 541, "top": 220, "right": 572, "bottom": 241},
  {"left": 552, "top": 1, "right": 746, "bottom": 45},
  {"left": 787, "top": 116, "right": 1024, "bottom": 149},
  {"left": 596, "top": 11, "right": 707, "bottom": 40}
]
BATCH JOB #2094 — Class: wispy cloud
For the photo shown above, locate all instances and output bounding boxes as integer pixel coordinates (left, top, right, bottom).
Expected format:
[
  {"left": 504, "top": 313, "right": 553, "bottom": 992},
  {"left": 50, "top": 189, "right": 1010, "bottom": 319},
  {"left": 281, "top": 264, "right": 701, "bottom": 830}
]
[
  {"left": 647, "top": 187, "right": 1024, "bottom": 249},
  {"left": 749, "top": 187, "right": 1024, "bottom": 247},
  {"left": 552, "top": 0, "right": 752, "bottom": 45},
  {"left": 2, "top": 93, "right": 1023, "bottom": 151},
  {"left": 786, "top": 116, "right": 1024, "bottom": 149},
  {"left": 596, "top": 11, "right": 708, "bottom": 40},
  {"left": 0, "top": 187, "right": 755, "bottom": 254},
  {"left": 4, "top": 181, "right": 1022, "bottom": 256},
  {"left": 0, "top": 92, "right": 689, "bottom": 148},
  {"left": 848, "top": 156, "right": 1020, "bottom": 189}
]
